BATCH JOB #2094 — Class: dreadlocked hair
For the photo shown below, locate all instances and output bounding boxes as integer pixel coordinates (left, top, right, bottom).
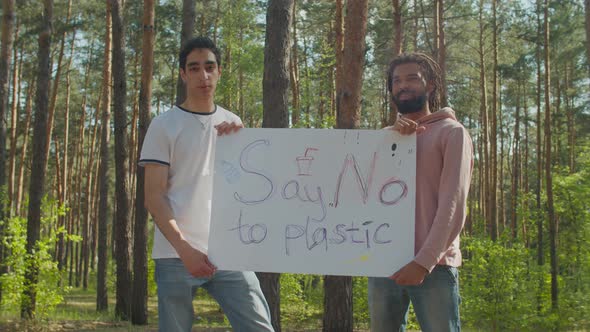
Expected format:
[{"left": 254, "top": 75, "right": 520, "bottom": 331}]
[{"left": 386, "top": 52, "right": 443, "bottom": 112}]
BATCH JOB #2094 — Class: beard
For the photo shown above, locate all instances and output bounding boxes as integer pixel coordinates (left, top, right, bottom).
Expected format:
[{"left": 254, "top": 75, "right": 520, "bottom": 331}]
[{"left": 392, "top": 92, "right": 428, "bottom": 114}]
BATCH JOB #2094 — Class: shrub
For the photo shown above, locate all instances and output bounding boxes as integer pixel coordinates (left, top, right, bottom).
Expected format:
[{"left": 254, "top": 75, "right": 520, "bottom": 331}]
[{"left": 0, "top": 196, "right": 74, "bottom": 318}]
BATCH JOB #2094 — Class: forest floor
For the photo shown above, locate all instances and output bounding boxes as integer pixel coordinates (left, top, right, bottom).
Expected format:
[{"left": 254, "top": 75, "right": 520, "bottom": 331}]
[{"left": 0, "top": 288, "right": 373, "bottom": 332}]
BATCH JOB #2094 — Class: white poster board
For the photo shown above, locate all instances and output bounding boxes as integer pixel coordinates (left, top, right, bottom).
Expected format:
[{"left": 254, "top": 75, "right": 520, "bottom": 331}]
[{"left": 209, "top": 128, "right": 415, "bottom": 277}]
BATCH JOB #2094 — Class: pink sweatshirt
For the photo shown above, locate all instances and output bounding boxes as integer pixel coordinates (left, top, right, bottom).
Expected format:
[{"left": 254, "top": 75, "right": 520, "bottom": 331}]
[{"left": 411, "top": 108, "right": 473, "bottom": 272}]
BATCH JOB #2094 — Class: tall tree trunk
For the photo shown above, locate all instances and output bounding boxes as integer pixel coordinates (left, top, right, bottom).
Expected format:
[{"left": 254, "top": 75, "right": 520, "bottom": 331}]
[
  {"left": 523, "top": 88, "right": 529, "bottom": 245},
  {"left": 433, "top": 0, "right": 439, "bottom": 59},
  {"left": 238, "top": 28, "right": 245, "bottom": 120},
  {"left": 318, "top": 86, "right": 326, "bottom": 126},
  {"left": 543, "top": 0, "right": 558, "bottom": 310},
  {"left": 8, "top": 21, "right": 20, "bottom": 217},
  {"left": 57, "top": 33, "right": 82, "bottom": 285},
  {"left": 466, "top": 116, "right": 474, "bottom": 234},
  {"left": 490, "top": 0, "right": 498, "bottom": 241},
  {"left": 535, "top": 0, "right": 544, "bottom": 268},
  {"left": 82, "top": 101, "right": 100, "bottom": 290},
  {"left": 223, "top": 31, "right": 233, "bottom": 109},
  {"left": 478, "top": 1, "right": 490, "bottom": 236},
  {"left": 56, "top": 68, "right": 72, "bottom": 274},
  {"left": 260, "top": 1, "right": 294, "bottom": 330},
  {"left": 336, "top": 0, "right": 368, "bottom": 130},
  {"left": 213, "top": 1, "right": 220, "bottom": 44},
  {"left": 175, "top": 0, "right": 195, "bottom": 105},
  {"left": 131, "top": 0, "right": 154, "bottom": 324},
  {"left": 0, "top": 0, "right": 15, "bottom": 305},
  {"left": 381, "top": 78, "right": 388, "bottom": 128},
  {"left": 21, "top": 0, "right": 52, "bottom": 319},
  {"left": 553, "top": 71, "right": 561, "bottom": 165},
  {"left": 326, "top": 1, "right": 368, "bottom": 331},
  {"left": 387, "top": 0, "right": 403, "bottom": 127},
  {"left": 111, "top": 0, "right": 132, "bottom": 320},
  {"left": 128, "top": 55, "right": 140, "bottom": 225},
  {"left": 90, "top": 154, "right": 101, "bottom": 270},
  {"left": 585, "top": 0, "right": 590, "bottom": 78},
  {"left": 73, "top": 87, "right": 87, "bottom": 288},
  {"left": 44, "top": 0, "right": 72, "bottom": 170},
  {"left": 324, "top": 275, "right": 353, "bottom": 332},
  {"left": 302, "top": 36, "right": 311, "bottom": 126},
  {"left": 199, "top": 0, "right": 208, "bottom": 35},
  {"left": 71, "top": 41, "right": 94, "bottom": 288},
  {"left": 290, "top": 0, "right": 300, "bottom": 126},
  {"left": 565, "top": 63, "right": 575, "bottom": 173},
  {"left": 54, "top": 140, "right": 63, "bottom": 207},
  {"left": 413, "top": 0, "right": 419, "bottom": 51},
  {"left": 392, "top": 0, "right": 402, "bottom": 56},
  {"left": 511, "top": 81, "right": 521, "bottom": 240},
  {"left": 58, "top": 31, "right": 78, "bottom": 272},
  {"left": 262, "top": 0, "right": 293, "bottom": 129},
  {"left": 535, "top": 0, "right": 545, "bottom": 313},
  {"left": 334, "top": 0, "right": 343, "bottom": 122},
  {"left": 477, "top": 122, "right": 483, "bottom": 223},
  {"left": 436, "top": 0, "right": 447, "bottom": 107},
  {"left": 16, "top": 82, "right": 33, "bottom": 215},
  {"left": 96, "top": 0, "right": 112, "bottom": 313},
  {"left": 498, "top": 81, "right": 505, "bottom": 230}
]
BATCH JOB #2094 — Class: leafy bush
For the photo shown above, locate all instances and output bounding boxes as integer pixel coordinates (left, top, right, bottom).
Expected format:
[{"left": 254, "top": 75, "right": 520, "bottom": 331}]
[
  {"left": 352, "top": 276, "right": 368, "bottom": 325},
  {"left": 461, "top": 236, "right": 541, "bottom": 331},
  {"left": 280, "top": 273, "right": 322, "bottom": 326},
  {"left": 0, "top": 196, "right": 75, "bottom": 318}
]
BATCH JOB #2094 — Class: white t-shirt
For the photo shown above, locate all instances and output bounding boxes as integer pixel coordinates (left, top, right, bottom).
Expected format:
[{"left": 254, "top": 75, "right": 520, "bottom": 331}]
[{"left": 139, "top": 105, "right": 242, "bottom": 259}]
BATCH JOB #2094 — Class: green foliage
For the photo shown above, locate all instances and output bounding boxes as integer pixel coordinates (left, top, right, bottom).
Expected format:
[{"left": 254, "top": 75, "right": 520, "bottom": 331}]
[
  {"left": 352, "top": 277, "right": 368, "bottom": 325},
  {"left": 278, "top": 274, "right": 371, "bottom": 329},
  {"left": 279, "top": 274, "right": 321, "bottom": 326},
  {"left": 147, "top": 222, "right": 158, "bottom": 297},
  {"left": 0, "top": 197, "right": 75, "bottom": 318},
  {"left": 549, "top": 143, "right": 590, "bottom": 330},
  {"left": 461, "top": 236, "right": 542, "bottom": 331},
  {"left": 292, "top": 114, "right": 336, "bottom": 129}
]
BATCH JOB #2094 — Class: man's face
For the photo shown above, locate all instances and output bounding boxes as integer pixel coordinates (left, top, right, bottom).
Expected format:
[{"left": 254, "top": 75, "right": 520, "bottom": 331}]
[
  {"left": 390, "top": 63, "right": 432, "bottom": 114},
  {"left": 180, "top": 48, "right": 221, "bottom": 99}
]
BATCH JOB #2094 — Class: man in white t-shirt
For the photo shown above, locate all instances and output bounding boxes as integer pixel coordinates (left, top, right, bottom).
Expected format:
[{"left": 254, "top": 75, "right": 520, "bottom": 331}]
[{"left": 139, "top": 36, "right": 274, "bottom": 332}]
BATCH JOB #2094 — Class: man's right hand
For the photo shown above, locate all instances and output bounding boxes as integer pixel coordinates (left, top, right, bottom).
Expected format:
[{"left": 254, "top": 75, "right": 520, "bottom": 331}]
[
  {"left": 177, "top": 243, "right": 217, "bottom": 278},
  {"left": 215, "top": 121, "right": 243, "bottom": 135},
  {"left": 387, "top": 115, "right": 425, "bottom": 135}
]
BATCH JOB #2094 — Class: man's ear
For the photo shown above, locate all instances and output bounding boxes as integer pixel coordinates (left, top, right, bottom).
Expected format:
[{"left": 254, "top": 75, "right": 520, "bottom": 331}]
[
  {"left": 218, "top": 65, "right": 222, "bottom": 78},
  {"left": 179, "top": 67, "right": 187, "bottom": 83}
]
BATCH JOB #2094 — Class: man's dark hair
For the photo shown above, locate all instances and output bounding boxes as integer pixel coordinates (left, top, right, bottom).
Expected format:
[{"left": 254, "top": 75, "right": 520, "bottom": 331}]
[
  {"left": 179, "top": 36, "right": 221, "bottom": 70},
  {"left": 386, "top": 52, "right": 442, "bottom": 112}
]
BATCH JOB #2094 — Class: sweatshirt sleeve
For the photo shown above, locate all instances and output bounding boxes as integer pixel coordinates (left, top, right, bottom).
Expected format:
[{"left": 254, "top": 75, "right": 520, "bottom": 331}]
[{"left": 414, "top": 126, "right": 473, "bottom": 272}]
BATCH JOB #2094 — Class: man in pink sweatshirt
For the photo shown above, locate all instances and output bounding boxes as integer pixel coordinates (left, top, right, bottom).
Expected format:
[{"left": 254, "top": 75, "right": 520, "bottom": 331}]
[{"left": 368, "top": 53, "right": 473, "bottom": 332}]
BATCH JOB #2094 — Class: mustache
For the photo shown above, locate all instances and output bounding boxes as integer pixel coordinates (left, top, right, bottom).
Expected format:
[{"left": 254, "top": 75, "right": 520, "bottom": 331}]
[{"left": 395, "top": 89, "right": 413, "bottom": 96}]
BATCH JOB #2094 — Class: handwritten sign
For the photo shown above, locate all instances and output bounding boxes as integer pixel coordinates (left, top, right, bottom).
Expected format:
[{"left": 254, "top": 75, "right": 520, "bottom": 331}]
[{"left": 208, "top": 128, "right": 415, "bottom": 277}]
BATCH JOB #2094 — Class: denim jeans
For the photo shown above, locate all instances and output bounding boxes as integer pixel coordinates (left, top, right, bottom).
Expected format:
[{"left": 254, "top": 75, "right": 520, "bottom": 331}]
[
  {"left": 368, "top": 265, "right": 461, "bottom": 332},
  {"left": 155, "top": 258, "right": 274, "bottom": 332}
]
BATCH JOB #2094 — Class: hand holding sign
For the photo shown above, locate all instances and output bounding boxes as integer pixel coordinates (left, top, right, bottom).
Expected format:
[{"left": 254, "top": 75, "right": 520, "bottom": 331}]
[{"left": 209, "top": 128, "right": 416, "bottom": 277}]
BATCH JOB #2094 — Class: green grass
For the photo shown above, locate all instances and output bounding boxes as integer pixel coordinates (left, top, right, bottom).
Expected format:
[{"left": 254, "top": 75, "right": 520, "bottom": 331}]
[{"left": 0, "top": 287, "right": 359, "bottom": 331}]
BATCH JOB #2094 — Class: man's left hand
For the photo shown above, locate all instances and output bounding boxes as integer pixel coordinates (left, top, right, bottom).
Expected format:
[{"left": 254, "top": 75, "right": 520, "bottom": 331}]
[
  {"left": 215, "top": 121, "right": 243, "bottom": 135},
  {"left": 390, "top": 261, "right": 429, "bottom": 286}
]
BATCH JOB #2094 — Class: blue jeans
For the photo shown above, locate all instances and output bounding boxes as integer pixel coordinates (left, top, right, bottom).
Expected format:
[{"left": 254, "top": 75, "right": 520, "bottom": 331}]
[
  {"left": 368, "top": 265, "right": 461, "bottom": 332},
  {"left": 155, "top": 258, "right": 274, "bottom": 332}
]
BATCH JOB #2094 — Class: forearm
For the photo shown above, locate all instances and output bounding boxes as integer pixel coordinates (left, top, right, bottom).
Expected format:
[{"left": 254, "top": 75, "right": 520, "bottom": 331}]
[
  {"left": 145, "top": 194, "right": 191, "bottom": 255},
  {"left": 145, "top": 192, "right": 215, "bottom": 276},
  {"left": 414, "top": 195, "right": 467, "bottom": 271}
]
